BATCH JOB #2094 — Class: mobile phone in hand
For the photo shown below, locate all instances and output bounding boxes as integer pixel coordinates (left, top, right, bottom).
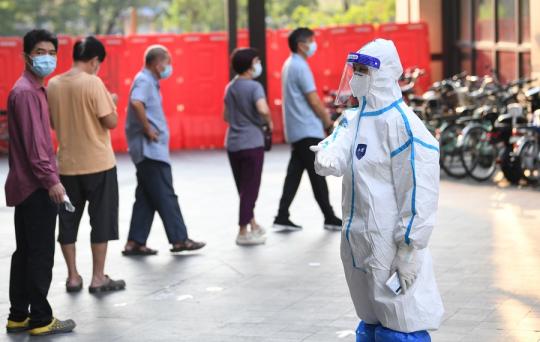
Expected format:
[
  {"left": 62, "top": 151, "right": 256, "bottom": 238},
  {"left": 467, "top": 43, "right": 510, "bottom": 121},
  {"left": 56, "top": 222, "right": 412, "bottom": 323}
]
[{"left": 386, "top": 272, "right": 402, "bottom": 295}]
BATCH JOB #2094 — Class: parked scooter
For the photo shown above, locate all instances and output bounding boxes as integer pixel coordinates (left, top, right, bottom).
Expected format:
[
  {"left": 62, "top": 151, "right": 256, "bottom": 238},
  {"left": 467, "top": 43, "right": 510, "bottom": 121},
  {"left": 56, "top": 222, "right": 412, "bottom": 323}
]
[
  {"left": 513, "top": 112, "right": 540, "bottom": 184},
  {"left": 400, "top": 67, "right": 425, "bottom": 103},
  {"left": 503, "top": 87, "right": 540, "bottom": 184}
]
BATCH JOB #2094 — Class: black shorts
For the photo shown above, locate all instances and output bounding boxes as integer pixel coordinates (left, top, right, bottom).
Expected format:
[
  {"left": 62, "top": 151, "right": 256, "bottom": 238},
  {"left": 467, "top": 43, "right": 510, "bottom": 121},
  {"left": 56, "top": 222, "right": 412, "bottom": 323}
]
[{"left": 58, "top": 167, "right": 119, "bottom": 244}]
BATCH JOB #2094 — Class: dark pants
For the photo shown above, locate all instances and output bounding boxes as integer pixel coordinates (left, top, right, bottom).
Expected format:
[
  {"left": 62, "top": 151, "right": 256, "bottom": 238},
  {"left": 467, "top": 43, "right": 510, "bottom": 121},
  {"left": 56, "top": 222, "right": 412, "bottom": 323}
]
[
  {"left": 9, "top": 189, "right": 56, "bottom": 328},
  {"left": 127, "top": 159, "right": 188, "bottom": 245},
  {"left": 277, "top": 137, "right": 335, "bottom": 220},
  {"left": 59, "top": 167, "right": 119, "bottom": 244},
  {"left": 228, "top": 147, "right": 264, "bottom": 226}
]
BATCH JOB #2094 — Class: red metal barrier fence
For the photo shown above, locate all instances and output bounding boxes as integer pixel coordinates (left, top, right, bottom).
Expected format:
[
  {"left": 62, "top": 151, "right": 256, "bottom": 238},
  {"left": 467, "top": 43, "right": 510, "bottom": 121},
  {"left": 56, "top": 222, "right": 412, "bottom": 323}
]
[
  {"left": 0, "top": 37, "right": 24, "bottom": 115},
  {"left": 0, "top": 23, "right": 430, "bottom": 151},
  {"left": 377, "top": 22, "right": 431, "bottom": 91}
]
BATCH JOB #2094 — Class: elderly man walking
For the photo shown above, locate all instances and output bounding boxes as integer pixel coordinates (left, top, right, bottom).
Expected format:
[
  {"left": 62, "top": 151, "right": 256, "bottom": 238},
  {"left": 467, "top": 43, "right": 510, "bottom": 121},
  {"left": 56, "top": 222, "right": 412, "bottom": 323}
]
[{"left": 122, "top": 45, "right": 205, "bottom": 256}]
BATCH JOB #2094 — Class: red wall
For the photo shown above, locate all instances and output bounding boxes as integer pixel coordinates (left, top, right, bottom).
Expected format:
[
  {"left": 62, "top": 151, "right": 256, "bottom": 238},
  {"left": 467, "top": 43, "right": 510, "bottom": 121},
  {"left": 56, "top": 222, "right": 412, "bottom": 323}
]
[{"left": 0, "top": 23, "right": 431, "bottom": 151}]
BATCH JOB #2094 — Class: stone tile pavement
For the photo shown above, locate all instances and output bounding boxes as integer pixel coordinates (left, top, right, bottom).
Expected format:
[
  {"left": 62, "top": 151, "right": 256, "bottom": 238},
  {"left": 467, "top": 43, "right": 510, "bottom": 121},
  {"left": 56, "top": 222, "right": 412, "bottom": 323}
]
[{"left": 0, "top": 146, "right": 539, "bottom": 341}]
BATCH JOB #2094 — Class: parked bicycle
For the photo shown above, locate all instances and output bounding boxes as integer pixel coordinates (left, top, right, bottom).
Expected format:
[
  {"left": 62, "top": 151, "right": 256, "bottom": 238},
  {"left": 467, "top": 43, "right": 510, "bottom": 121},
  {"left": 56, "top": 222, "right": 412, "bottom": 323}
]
[{"left": 458, "top": 78, "right": 536, "bottom": 182}]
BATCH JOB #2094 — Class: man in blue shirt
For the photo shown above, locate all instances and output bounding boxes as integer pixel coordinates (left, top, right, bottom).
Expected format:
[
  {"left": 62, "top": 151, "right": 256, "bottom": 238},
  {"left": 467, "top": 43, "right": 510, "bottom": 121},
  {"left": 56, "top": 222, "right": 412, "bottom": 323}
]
[
  {"left": 273, "top": 28, "right": 342, "bottom": 232},
  {"left": 123, "top": 45, "right": 205, "bottom": 255}
]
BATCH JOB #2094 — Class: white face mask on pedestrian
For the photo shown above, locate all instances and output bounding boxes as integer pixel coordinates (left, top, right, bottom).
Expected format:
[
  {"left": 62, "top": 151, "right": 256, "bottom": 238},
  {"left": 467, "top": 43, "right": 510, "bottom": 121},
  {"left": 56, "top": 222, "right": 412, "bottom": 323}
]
[{"left": 252, "top": 62, "right": 262, "bottom": 78}]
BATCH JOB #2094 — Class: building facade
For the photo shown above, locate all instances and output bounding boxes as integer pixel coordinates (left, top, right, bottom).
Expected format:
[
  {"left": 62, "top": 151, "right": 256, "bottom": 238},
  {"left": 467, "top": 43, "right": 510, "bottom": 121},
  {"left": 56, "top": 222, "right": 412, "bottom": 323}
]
[{"left": 396, "top": 0, "right": 538, "bottom": 83}]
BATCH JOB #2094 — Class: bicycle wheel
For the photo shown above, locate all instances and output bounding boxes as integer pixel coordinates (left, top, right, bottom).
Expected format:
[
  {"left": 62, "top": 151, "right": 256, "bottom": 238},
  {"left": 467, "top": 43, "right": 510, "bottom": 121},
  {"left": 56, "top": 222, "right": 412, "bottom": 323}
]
[
  {"left": 439, "top": 123, "right": 467, "bottom": 178},
  {"left": 519, "top": 140, "right": 540, "bottom": 184},
  {"left": 460, "top": 126, "right": 498, "bottom": 181}
]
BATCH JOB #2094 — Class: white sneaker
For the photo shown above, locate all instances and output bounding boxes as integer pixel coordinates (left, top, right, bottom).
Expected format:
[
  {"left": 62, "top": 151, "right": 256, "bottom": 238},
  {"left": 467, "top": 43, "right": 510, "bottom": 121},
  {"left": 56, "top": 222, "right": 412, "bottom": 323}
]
[
  {"left": 252, "top": 227, "right": 266, "bottom": 236},
  {"left": 236, "top": 232, "right": 266, "bottom": 246}
]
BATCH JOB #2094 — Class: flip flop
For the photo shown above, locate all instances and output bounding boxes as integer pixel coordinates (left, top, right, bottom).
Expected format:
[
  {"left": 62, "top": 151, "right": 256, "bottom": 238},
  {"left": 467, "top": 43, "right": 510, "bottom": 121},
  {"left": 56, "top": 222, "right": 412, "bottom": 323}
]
[
  {"left": 89, "top": 276, "right": 126, "bottom": 294},
  {"left": 65, "top": 276, "right": 83, "bottom": 293},
  {"left": 122, "top": 246, "right": 158, "bottom": 256}
]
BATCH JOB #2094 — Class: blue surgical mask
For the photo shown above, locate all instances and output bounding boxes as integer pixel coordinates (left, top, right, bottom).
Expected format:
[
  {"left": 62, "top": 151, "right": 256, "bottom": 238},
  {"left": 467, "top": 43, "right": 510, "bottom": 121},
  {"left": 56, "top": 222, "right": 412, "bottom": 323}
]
[
  {"left": 160, "top": 64, "right": 173, "bottom": 79},
  {"left": 252, "top": 62, "right": 262, "bottom": 78},
  {"left": 29, "top": 54, "right": 57, "bottom": 77},
  {"left": 306, "top": 41, "right": 317, "bottom": 58}
]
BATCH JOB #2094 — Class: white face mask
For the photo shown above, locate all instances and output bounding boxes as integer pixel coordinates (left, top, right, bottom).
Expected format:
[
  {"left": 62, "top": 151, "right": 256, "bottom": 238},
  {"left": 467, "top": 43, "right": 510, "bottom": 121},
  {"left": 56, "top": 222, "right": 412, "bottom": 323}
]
[
  {"left": 349, "top": 73, "right": 371, "bottom": 98},
  {"left": 252, "top": 62, "right": 262, "bottom": 78}
]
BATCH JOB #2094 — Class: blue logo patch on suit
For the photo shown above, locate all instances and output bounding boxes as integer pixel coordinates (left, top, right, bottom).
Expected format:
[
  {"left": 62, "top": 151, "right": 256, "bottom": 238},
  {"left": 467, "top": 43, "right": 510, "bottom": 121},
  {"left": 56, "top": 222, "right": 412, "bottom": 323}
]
[{"left": 356, "top": 144, "right": 367, "bottom": 160}]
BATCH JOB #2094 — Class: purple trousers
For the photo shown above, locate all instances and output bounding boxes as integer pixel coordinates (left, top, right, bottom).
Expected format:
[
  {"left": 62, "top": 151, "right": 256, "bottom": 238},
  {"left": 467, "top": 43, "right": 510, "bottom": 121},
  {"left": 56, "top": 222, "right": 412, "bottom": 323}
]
[{"left": 227, "top": 147, "right": 264, "bottom": 226}]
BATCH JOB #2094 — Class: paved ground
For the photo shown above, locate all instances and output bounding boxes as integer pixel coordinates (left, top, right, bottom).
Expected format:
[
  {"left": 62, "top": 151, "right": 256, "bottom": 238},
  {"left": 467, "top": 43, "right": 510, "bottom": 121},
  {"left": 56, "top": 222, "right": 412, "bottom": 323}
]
[{"left": 0, "top": 145, "right": 539, "bottom": 342}]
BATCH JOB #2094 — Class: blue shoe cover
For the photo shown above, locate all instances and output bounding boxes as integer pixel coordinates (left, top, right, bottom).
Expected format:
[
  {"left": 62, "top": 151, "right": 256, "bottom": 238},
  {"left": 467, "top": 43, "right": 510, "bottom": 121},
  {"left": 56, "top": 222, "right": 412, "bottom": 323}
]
[
  {"left": 374, "top": 326, "right": 430, "bottom": 342},
  {"left": 356, "top": 321, "right": 379, "bottom": 342}
]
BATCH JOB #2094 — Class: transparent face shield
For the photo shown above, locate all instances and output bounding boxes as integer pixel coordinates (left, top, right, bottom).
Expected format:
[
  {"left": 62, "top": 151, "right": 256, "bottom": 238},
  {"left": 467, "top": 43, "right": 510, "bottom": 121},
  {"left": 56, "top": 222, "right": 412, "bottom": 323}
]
[{"left": 335, "top": 52, "right": 381, "bottom": 106}]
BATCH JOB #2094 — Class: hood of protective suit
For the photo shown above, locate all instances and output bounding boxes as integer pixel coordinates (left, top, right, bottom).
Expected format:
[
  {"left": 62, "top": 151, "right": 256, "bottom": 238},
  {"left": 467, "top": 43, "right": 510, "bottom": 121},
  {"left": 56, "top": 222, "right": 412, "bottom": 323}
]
[{"left": 358, "top": 39, "right": 403, "bottom": 109}]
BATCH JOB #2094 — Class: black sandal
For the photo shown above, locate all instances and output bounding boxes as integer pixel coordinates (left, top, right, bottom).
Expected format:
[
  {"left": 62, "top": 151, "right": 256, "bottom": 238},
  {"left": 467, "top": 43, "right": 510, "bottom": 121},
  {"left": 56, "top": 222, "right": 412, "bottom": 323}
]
[
  {"left": 66, "top": 276, "right": 83, "bottom": 293},
  {"left": 170, "top": 239, "right": 206, "bottom": 253},
  {"left": 89, "top": 275, "right": 126, "bottom": 294},
  {"left": 122, "top": 245, "right": 158, "bottom": 256}
]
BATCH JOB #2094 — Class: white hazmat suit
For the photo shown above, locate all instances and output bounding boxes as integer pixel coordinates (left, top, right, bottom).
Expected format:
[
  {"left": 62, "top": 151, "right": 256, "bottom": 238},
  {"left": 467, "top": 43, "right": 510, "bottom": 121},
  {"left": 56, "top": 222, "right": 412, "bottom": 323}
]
[{"left": 313, "top": 39, "right": 444, "bottom": 334}]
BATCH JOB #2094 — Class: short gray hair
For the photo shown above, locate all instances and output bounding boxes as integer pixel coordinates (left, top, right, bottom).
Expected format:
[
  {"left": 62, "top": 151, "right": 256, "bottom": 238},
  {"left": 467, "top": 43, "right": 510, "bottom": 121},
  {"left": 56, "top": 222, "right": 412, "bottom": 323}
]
[{"left": 144, "top": 44, "right": 169, "bottom": 66}]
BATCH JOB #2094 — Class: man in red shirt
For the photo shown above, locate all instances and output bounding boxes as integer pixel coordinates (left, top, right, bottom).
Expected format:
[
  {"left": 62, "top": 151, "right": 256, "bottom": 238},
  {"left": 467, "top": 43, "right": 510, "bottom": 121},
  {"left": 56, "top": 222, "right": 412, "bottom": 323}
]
[{"left": 4, "top": 29, "right": 75, "bottom": 336}]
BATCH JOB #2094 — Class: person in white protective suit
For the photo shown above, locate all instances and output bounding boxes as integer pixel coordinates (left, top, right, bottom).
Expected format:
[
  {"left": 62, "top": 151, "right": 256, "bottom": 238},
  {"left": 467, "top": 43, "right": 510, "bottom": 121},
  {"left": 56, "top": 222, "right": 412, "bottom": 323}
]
[{"left": 310, "top": 39, "right": 444, "bottom": 341}]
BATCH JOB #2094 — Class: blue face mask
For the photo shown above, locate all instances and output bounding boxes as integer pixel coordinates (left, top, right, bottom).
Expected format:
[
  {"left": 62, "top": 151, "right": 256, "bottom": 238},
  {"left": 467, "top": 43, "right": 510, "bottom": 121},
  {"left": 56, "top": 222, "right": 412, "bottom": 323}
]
[
  {"left": 306, "top": 41, "right": 317, "bottom": 58},
  {"left": 29, "top": 54, "right": 57, "bottom": 77},
  {"left": 160, "top": 64, "right": 173, "bottom": 79}
]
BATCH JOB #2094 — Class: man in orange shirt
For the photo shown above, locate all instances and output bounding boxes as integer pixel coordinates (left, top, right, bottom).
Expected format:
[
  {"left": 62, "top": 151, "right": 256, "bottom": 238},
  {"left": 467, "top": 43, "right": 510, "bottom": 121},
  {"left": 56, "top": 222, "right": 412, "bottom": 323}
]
[{"left": 47, "top": 36, "right": 125, "bottom": 294}]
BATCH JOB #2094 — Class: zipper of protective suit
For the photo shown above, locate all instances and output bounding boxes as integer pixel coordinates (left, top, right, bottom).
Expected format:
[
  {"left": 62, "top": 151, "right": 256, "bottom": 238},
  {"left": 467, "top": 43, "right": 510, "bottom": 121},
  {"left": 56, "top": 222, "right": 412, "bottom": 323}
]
[{"left": 345, "top": 96, "right": 368, "bottom": 273}]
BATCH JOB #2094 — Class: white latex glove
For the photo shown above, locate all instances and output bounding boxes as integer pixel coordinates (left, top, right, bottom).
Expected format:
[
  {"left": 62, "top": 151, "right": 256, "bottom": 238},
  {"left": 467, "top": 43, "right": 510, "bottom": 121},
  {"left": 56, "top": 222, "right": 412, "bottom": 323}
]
[
  {"left": 310, "top": 145, "right": 335, "bottom": 167},
  {"left": 390, "top": 244, "right": 422, "bottom": 294},
  {"left": 310, "top": 145, "right": 340, "bottom": 176}
]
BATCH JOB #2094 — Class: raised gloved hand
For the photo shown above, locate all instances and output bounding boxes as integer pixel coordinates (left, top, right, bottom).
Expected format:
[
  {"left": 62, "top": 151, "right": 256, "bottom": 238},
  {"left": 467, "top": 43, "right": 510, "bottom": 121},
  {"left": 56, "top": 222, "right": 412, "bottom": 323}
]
[
  {"left": 310, "top": 145, "right": 340, "bottom": 176},
  {"left": 390, "top": 244, "right": 422, "bottom": 294}
]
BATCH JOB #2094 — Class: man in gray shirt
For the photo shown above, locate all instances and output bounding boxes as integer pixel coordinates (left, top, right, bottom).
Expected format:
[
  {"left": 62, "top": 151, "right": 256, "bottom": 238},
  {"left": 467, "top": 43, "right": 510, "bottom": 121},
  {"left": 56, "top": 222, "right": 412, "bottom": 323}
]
[
  {"left": 273, "top": 28, "right": 342, "bottom": 232},
  {"left": 123, "top": 45, "right": 205, "bottom": 255}
]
